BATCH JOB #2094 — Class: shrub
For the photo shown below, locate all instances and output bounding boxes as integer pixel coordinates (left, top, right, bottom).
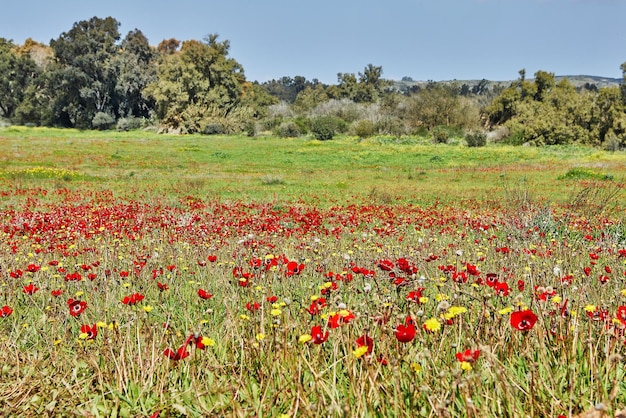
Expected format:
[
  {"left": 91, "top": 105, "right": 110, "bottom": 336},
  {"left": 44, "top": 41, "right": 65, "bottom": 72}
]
[
  {"left": 92, "top": 112, "right": 115, "bottom": 130},
  {"left": 277, "top": 121, "right": 301, "bottom": 138},
  {"left": 465, "top": 131, "right": 487, "bottom": 147},
  {"left": 244, "top": 121, "right": 257, "bottom": 137},
  {"left": 353, "top": 120, "right": 376, "bottom": 139},
  {"left": 116, "top": 117, "right": 143, "bottom": 131},
  {"left": 602, "top": 131, "right": 622, "bottom": 152},
  {"left": 431, "top": 126, "right": 450, "bottom": 144},
  {"left": 202, "top": 123, "right": 225, "bottom": 135},
  {"left": 311, "top": 116, "right": 348, "bottom": 141}
]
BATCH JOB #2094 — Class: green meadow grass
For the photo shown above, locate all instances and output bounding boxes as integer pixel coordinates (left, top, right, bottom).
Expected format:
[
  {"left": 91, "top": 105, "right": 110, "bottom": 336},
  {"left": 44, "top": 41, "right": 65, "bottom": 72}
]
[{"left": 1, "top": 126, "right": 625, "bottom": 207}]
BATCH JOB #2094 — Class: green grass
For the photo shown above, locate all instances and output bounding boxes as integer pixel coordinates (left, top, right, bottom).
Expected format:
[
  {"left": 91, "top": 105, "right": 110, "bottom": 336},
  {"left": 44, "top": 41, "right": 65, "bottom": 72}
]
[{"left": 1, "top": 127, "right": 625, "bottom": 206}]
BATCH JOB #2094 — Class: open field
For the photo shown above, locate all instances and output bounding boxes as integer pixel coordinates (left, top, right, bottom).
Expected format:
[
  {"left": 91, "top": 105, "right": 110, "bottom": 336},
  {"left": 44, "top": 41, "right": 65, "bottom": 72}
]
[{"left": 1, "top": 128, "right": 626, "bottom": 417}]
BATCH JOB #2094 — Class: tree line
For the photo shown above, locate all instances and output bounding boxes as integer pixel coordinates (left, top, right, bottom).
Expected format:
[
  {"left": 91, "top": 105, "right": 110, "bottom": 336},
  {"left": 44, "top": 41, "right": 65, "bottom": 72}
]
[{"left": 1, "top": 16, "right": 625, "bottom": 147}]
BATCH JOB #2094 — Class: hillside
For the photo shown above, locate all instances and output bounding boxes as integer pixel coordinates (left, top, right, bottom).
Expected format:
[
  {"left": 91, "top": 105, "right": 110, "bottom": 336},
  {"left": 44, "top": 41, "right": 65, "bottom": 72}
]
[{"left": 392, "top": 75, "right": 622, "bottom": 94}]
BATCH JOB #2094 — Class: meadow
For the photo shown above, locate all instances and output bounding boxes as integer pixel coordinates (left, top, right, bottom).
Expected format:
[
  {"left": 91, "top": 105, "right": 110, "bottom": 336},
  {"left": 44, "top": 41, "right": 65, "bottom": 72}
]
[{"left": 1, "top": 127, "right": 626, "bottom": 417}]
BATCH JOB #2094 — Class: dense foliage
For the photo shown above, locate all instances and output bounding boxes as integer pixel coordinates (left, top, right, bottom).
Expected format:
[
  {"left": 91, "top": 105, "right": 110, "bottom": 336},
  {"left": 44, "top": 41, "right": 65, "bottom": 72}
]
[{"left": 1, "top": 16, "right": 626, "bottom": 147}]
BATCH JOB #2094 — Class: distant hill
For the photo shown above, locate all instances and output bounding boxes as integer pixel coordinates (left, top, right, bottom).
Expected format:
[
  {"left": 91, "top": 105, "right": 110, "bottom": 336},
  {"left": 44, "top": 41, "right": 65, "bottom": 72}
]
[{"left": 392, "top": 75, "right": 622, "bottom": 94}]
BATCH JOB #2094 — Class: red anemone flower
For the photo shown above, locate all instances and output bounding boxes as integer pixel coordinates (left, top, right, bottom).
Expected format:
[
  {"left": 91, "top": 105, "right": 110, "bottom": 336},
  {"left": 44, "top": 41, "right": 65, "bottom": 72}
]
[
  {"left": 355, "top": 335, "right": 374, "bottom": 355},
  {"left": 68, "top": 298, "right": 87, "bottom": 317},
  {"left": 285, "top": 261, "right": 305, "bottom": 276},
  {"left": 310, "top": 325, "right": 329, "bottom": 344},
  {"left": 157, "top": 282, "right": 169, "bottom": 292},
  {"left": 455, "top": 348, "right": 480, "bottom": 363},
  {"left": 22, "top": 283, "right": 39, "bottom": 295},
  {"left": 163, "top": 345, "right": 190, "bottom": 361},
  {"left": 266, "top": 295, "right": 278, "bottom": 303},
  {"left": 395, "top": 317, "right": 416, "bottom": 343},
  {"left": 510, "top": 309, "right": 538, "bottom": 331},
  {"left": 245, "top": 301, "right": 261, "bottom": 312},
  {"left": 122, "top": 293, "right": 145, "bottom": 305},
  {"left": 1, "top": 305, "right": 13, "bottom": 318},
  {"left": 80, "top": 324, "right": 98, "bottom": 340},
  {"left": 198, "top": 289, "right": 213, "bottom": 300}
]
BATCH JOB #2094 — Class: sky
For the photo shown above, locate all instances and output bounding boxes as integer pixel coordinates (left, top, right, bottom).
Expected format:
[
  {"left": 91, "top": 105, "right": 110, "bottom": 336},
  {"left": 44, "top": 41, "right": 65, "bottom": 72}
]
[{"left": 1, "top": 0, "right": 624, "bottom": 84}]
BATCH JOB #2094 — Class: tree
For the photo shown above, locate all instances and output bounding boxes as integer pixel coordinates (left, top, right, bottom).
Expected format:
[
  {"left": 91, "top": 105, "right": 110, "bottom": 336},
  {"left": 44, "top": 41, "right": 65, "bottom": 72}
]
[
  {"left": 0, "top": 38, "right": 39, "bottom": 119},
  {"left": 114, "top": 29, "right": 156, "bottom": 118},
  {"left": 48, "top": 16, "right": 121, "bottom": 128},
  {"left": 144, "top": 34, "right": 248, "bottom": 133}
]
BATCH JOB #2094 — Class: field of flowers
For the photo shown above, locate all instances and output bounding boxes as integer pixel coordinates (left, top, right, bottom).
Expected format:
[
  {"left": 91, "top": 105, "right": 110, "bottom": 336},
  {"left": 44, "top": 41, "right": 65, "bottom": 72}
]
[
  {"left": 0, "top": 184, "right": 625, "bottom": 418},
  {"left": 1, "top": 129, "right": 626, "bottom": 417}
]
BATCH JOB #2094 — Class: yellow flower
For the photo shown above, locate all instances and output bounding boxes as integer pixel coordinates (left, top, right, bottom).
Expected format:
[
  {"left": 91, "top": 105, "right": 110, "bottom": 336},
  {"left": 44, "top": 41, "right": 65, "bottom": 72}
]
[
  {"left": 411, "top": 362, "right": 422, "bottom": 373},
  {"left": 142, "top": 305, "right": 153, "bottom": 313},
  {"left": 256, "top": 333, "right": 265, "bottom": 341},
  {"left": 299, "top": 334, "right": 312, "bottom": 344},
  {"left": 551, "top": 295, "right": 562, "bottom": 304},
  {"left": 419, "top": 296, "right": 429, "bottom": 304},
  {"left": 201, "top": 337, "right": 215, "bottom": 347},
  {"left": 75, "top": 291, "right": 84, "bottom": 297},
  {"left": 584, "top": 304, "right": 596, "bottom": 313},
  {"left": 460, "top": 361, "right": 473, "bottom": 371},
  {"left": 621, "top": 289, "right": 626, "bottom": 297},
  {"left": 498, "top": 307, "right": 513, "bottom": 315},
  {"left": 270, "top": 308, "right": 282, "bottom": 316},
  {"left": 240, "top": 314, "right": 250, "bottom": 321},
  {"left": 435, "top": 294, "right": 449, "bottom": 302},
  {"left": 96, "top": 321, "right": 108, "bottom": 328},
  {"left": 353, "top": 346, "right": 368, "bottom": 358},
  {"left": 444, "top": 306, "right": 467, "bottom": 320},
  {"left": 423, "top": 318, "right": 441, "bottom": 332}
]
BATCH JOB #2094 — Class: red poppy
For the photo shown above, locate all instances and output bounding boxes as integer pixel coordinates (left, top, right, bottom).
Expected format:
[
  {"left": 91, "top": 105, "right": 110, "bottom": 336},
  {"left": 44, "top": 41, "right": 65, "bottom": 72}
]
[
  {"left": 245, "top": 301, "right": 261, "bottom": 312},
  {"left": 406, "top": 288, "right": 425, "bottom": 303},
  {"left": 395, "top": 317, "right": 416, "bottom": 343},
  {"left": 192, "top": 334, "right": 207, "bottom": 349},
  {"left": 307, "top": 298, "right": 327, "bottom": 316},
  {"left": 22, "top": 283, "right": 39, "bottom": 295},
  {"left": 163, "top": 345, "right": 190, "bottom": 361},
  {"left": 378, "top": 259, "right": 394, "bottom": 271},
  {"left": 1, "top": 305, "right": 13, "bottom": 318},
  {"left": 157, "top": 282, "right": 169, "bottom": 292},
  {"left": 68, "top": 298, "right": 87, "bottom": 317},
  {"left": 207, "top": 255, "right": 217, "bottom": 262},
  {"left": 122, "top": 293, "right": 145, "bottom": 305},
  {"left": 617, "top": 306, "right": 626, "bottom": 326},
  {"left": 583, "top": 266, "right": 592, "bottom": 276},
  {"left": 355, "top": 335, "right": 374, "bottom": 355},
  {"left": 327, "top": 310, "right": 356, "bottom": 328},
  {"left": 80, "top": 324, "right": 98, "bottom": 340},
  {"left": 494, "top": 281, "right": 510, "bottom": 297},
  {"left": 266, "top": 295, "right": 278, "bottom": 303},
  {"left": 310, "top": 325, "right": 329, "bottom": 344},
  {"left": 285, "top": 261, "right": 305, "bottom": 276},
  {"left": 510, "top": 309, "right": 538, "bottom": 331},
  {"left": 455, "top": 348, "right": 480, "bottom": 363},
  {"left": 197, "top": 289, "right": 213, "bottom": 300},
  {"left": 51, "top": 289, "right": 63, "bottom": 297},
  {"left": 395, "top": 323, "right": 416, "bottom": 343},
  {"left": 26, "top": 264, "right": 40, "bottom": 273}
]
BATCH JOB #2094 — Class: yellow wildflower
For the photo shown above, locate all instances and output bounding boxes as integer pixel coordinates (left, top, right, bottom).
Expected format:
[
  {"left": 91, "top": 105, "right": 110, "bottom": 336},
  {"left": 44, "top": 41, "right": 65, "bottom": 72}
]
[
  {"left": 353, "top": 346, "right": 368, "bottom": 358},
  {"left": 299, "top": 334, "right": 312, "bottom": 344},
  {"left": 423, "top": 318, "right": 441, "bottom": 332}
]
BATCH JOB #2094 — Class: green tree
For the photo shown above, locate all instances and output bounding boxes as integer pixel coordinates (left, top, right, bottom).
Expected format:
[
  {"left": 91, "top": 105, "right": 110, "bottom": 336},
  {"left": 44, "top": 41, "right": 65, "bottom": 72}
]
[
  {"left": 0, "top": 38, "right": 39, "bottom": 119},
  {"left": 48, "top": 16, "right": 121, "bottom": 128},
  {"left": 144, "top": 34, "right": 247, "bottom": 133},
  {"left": 404, "top": 83, "right": 479, "bottom": 131},
  {"left": 114, "top": 29, "right": 156, "bottom": 118}
]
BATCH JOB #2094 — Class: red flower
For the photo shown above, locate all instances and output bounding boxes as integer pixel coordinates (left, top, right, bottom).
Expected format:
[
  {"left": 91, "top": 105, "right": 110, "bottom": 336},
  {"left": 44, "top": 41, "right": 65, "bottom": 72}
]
[
  {"left": 494, "top": 281, "right": 510, "bottom": 297},
  {"left": 310, "top": 325, "right": 329, "bottom": 344},
  {"left": 285, "top": 261, "right": 305, "bottom": 276},
  {"left": 122, "top": 293, "right": 145, "bottom": 305},
  {"left": 266, "top": 295, "right": 278, "bottom": 303},
  {"left": 80, "top": 324, "right": 98, "bottom": 340},
  {"left": 26, "top": 264, "right": 40, "bottom": 273},
  {"left": 51, "top": 289, "right": 63, "bottom": 297},
  {"left": 307, "top": 298, "right": 327, "bottom": 316},
  {"left": 157, "top": 282, "right": 169, "bottom": 292},
  {"left": 583, "top": 266, "right": 592, "bottom": 276},
  {"left": 22, "top": 283, "right": 39, "bottom": 295},
  {"left": 510, "top": 309, "right": 538, "bottom": 331},
  {"left": 245, "top": 301, "right": 261, "bottom": 312},
  {"left": 355, "top": 335, "right": 373, "bottom": 355},
  {"left": 406, "top": 288, "right": 425, "bottom": 303},
  {"left": 1, "top": 305, "right": 13, "bottom": 318},
  {"left": 455, "top": 348, "right": 480, "bottom": 363},
  {"left": 395, "top": 316, "right": 416, "bottom": 343},
  {"left": 327, "top": 310, "right": 356, "bottom": 328},
  {"left": 68, "top": 298, "right": 87, "bottom": 317},
  {"left": 163, "top": 346, "right": 190, "bottom": 361},
  {"left": 615, "top": 306, "right": 626, "bottom": 326},
  {"left": 207, "top": 255, "right": 217, "bottom": 262},
  {"left": 197, "top": 289, "right": 213, "bottom": 300}
]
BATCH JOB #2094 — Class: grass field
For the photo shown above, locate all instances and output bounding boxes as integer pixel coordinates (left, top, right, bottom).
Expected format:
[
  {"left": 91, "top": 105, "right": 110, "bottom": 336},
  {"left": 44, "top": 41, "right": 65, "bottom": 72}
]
[{"left": 1, "top": 127, "right": 626, "bottom": 417}]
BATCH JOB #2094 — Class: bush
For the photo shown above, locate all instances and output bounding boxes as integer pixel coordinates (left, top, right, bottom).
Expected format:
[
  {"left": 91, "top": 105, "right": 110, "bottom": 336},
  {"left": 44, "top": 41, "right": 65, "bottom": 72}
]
[
  {"left": 277, "top": 121, "right": 301, "bottom": 138},
  {"left": 244, "top": 121, "right": 256, "bottom": 137},
  {"left": 92, "top": 112, "right": 115, "bottom": 130},
  {"left": 202, "top": 123, "right": 225, "bottom": 135},
  {"left": 116, "top": 117, "right": 143, "bottom": 131},
  {"left": 353, "top": 120, "right": 376, "bottom": 139},
  {"left": 311, "top": 116, "right": 339, "bottom": 140},
  {"left": 431, "top": 126, "right": 451, "bottom": 144},
  {"left": 465, "top": 131, "right": 487, "bottom": 147}
]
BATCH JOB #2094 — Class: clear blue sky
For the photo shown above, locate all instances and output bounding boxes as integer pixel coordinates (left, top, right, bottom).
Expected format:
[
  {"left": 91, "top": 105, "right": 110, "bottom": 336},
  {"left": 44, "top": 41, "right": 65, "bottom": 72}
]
[{"left": 1, "top": 0, "right": 624, "bottom": 83}]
